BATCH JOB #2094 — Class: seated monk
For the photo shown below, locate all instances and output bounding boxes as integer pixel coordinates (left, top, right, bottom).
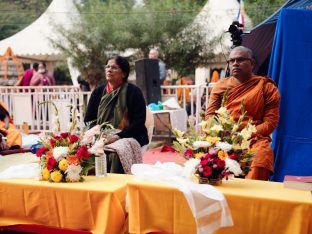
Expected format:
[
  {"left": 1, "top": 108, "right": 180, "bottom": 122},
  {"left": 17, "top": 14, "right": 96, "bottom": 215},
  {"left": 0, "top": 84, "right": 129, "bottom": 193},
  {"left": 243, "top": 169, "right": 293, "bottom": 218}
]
[
  {"left": 0, "top": 101, "right": 22, "bottom": 150},
  {"left": 205, "top": 46, "right": 280, "bottom": 181}
]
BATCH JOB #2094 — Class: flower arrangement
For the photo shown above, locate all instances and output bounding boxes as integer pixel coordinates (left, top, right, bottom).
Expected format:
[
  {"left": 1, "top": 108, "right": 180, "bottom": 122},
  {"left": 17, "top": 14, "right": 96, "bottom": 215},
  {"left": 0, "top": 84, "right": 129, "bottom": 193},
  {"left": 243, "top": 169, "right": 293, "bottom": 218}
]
[
  {"left": 36, "top": 102, "right": 94, "bottom": 182},
  {"left": 173, "top": 94, "right": 256, "bottom": 182}
]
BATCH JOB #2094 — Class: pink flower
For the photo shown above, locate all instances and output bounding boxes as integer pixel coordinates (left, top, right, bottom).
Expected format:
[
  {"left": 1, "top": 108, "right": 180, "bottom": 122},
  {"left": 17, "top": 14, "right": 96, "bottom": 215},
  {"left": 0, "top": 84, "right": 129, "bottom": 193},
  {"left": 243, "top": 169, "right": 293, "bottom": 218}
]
[
  {"left": 217, "top": 160, "right": 225, "bottom": 168},
  {"left": 200, "top": 159, "right": 209, "bottom": 166},
  {"left": 69, "top": 135, "right": 79, "bottom": 144},
  {"left": 47, "top": 157, "right": 57, "bottom": 171},
  {"left": 60, "top": 132, "right": 69, "bottom": 138},
  {"left": 77, "top": 145, "right": 90, "bottom": 159},
  {"left": 229, "top": 153, "right": 238, "bottom": 161},
  {"left": 53, "top": 136, "right": 61, "bottom": 141},
  {"left": 184, "top": 149, "right": 193, "bottom": 159},
  {"left": 203, "top": 166, "right": 212, "bottom": 177},
  {"left": 49, "top": 139, "right": 56, "bottom": 148},
  {"left": 36, "top": 147, "right": 49, "bottom": 157}
]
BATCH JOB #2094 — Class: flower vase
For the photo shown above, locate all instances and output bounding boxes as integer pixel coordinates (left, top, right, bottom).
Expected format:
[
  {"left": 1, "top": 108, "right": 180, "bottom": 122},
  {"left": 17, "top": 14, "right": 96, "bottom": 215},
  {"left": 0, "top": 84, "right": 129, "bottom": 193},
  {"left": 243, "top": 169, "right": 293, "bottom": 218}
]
[
  {"left": 199, "top": 177, "right": 222, "bottom": 186},
  {"left": 95, "top": 153, "right": 107, "bottom": 177}
]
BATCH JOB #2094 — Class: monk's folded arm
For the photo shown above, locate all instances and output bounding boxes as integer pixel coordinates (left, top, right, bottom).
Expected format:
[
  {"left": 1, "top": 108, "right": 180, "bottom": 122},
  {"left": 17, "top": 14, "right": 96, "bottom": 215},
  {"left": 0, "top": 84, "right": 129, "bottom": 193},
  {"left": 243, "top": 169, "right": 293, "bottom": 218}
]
[{"left": 255, "top": 84, "right": 280, "bottom": 136}]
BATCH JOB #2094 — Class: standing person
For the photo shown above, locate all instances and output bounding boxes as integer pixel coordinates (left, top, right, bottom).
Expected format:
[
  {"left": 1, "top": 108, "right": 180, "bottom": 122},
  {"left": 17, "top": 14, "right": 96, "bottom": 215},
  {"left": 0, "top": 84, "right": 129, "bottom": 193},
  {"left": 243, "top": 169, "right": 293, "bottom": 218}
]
[
  {"left": 205, "top": 46, "right": 280, "bottom": 181},
  {"left": 84, "top": 55, "right": 148, "bottom": 174},
  {"left": 149, "top": 48, "right": 166, "bottom": 85},
  {"left": 30, "top": 62, "right": 55, "bottom": 86},
  {"left": 17, "top": 63, "right": 39, "bottom": 86}
]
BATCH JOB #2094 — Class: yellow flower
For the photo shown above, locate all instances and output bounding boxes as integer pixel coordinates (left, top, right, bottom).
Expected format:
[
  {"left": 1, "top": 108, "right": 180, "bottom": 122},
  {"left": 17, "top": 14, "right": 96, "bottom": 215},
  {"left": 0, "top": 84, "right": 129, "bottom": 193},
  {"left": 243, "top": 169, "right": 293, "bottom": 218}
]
[
  {"left": 194, "top": 152, "right": 205, "bottom": 158},
  {"left": 206, "top": 136, "right": 221, "bottom": 144},
  {"left": 42, "top": 168, "right": 50, "bottom": 181},
  {"left": 50, "top": 170, "right": 63, "bottom": 183},
  {"left": 218, "top": 150, "right": 228, "bottom": 160},
  {"left": 59, "top": 159, "right": 69, "bottom": 171}
]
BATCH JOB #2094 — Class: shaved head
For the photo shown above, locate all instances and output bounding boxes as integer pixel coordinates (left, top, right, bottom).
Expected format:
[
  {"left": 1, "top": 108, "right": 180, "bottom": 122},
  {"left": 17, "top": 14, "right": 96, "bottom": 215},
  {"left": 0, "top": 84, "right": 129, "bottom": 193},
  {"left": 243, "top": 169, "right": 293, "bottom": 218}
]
[{"left": 231, "top": 46, "right": 254, "bottom": 59}]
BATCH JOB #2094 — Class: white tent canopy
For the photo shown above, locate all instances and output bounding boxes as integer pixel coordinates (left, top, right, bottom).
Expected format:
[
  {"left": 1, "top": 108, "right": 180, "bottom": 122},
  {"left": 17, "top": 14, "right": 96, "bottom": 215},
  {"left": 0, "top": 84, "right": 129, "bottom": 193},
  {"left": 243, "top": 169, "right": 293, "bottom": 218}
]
[
  {"left": 0, "top": 0, "right": 78, "bottom": 62},
  {"left": 196, "top": 0, "right": 252, "bottom": 55}
]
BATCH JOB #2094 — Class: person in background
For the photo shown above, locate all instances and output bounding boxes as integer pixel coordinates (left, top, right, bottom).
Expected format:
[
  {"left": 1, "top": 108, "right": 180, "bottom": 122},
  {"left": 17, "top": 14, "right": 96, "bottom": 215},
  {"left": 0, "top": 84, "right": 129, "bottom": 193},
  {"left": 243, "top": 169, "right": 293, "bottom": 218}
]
[
  {"left": 0, "top": 101, "right": 22, "bottom": 150},
  {"left": 17, "top": 63, "right": 39, "bottom": 86},
  {"left": 30, "top": 62, "right": 55, "bottom": 86},
  {"left": 84, "top": 55, "right": 148, "bottom": 174},
  {"left": 149, "top": 48, "right": 166, "bottom": 85},
  {"left": 206, "top": 46, "right": 280, "bottom": 181}
]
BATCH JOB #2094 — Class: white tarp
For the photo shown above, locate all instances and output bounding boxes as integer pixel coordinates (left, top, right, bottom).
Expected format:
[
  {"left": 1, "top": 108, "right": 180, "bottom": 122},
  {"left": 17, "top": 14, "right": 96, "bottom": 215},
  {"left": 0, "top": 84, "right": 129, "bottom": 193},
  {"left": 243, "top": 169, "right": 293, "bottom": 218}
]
[{"left": 0, "top": 0, "right": 78, "bottom": 61}]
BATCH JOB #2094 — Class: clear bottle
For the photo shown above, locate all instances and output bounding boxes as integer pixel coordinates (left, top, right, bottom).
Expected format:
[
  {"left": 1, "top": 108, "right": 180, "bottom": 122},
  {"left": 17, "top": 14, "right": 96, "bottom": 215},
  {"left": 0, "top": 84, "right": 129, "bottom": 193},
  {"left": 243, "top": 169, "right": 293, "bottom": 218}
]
[{"left": 95, "top": 152, "right": 107, "bottom": 177}]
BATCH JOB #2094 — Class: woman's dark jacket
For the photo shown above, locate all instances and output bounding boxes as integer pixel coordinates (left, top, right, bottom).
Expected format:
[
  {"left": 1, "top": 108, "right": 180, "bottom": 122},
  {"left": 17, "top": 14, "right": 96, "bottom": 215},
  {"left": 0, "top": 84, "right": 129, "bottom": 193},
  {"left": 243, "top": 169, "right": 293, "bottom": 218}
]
[{"left": 84, "top": 83, "right": 149, "bottom": 146}]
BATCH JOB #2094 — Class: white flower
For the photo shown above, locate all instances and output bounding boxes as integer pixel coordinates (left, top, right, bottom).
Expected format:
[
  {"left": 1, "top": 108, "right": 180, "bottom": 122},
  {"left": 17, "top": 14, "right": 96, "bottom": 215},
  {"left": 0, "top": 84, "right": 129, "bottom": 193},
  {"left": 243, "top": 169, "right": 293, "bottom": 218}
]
[
  {"left": 193, "top": 141, "right": 211, "bottom": 149},
  {"left": 232, "top": 124, "right": 239, "bottom": 133},
  {"left": 173, "top": 128, "right": 185, "bottom": 138},
  {"left": 216, "top": 141, "right": 232, "bottom": 152},
  {"left": 177, "top": 138, "right": 189, "bottom": 145},
  {"left": 240, "top": 128, "right": 251, "bottom": 140},
  {"left": 247, "top": 124, "right": 257, "bottom": 134},
  {"left": 215, "top": 106, "right": 228, "bottom": 117},
  {"left": 241, "top": 140, "right": 250, "bottom": 150},
  {"left": 65, "top": 165, "right": 82, "bottom": 182},
  {"left": 225, "top": 159, "right": 243, "bottom": 176},
  {"left": 210, "top": 124, "right": 223, "bottom": 133},
  {"left": 182, "top": 158, "right": 200, "bottom": 179},
  {"left": 88, "top": 138, "right": 105, "bottom": 156},
  {"left": 53, "top": 146, "right": 69, "bottom": 161}
]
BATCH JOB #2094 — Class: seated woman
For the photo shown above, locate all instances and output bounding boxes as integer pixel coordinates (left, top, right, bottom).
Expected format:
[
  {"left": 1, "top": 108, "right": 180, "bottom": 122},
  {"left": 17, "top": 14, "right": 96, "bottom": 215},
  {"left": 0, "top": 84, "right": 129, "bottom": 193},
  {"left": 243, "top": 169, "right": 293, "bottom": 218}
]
[
  {"left": 0, "top": 101, "right": 22, "bottom": 150},
  {"left": 84, "top": 55, "right": 149, "bottom": 174}
]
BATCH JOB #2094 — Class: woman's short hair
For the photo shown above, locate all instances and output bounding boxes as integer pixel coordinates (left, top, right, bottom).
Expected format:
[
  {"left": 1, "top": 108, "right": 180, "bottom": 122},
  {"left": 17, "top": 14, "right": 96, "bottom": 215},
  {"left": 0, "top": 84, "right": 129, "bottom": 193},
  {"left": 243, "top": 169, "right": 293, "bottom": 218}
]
[{"left": 107, "top": 55, "right": 130, "bottom": 81}]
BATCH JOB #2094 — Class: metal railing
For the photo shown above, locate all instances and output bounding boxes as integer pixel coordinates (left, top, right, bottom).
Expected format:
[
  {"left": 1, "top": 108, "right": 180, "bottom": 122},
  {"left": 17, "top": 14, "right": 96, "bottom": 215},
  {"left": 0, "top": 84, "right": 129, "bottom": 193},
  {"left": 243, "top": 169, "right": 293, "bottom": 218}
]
[{"left": 0, "top": 84, "right": 214, "bottom": 132}]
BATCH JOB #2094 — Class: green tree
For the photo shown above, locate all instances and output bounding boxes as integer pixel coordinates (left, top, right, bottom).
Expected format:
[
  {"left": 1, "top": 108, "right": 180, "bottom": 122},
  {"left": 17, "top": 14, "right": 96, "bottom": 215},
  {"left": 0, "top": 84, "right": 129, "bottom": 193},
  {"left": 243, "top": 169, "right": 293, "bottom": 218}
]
[
  {"left": 0, "top": 0, "right": 52, "bottom": 40},
  {"left": 52, "top": 0, "right": 210, "bottom": 88},
  {"left": 244, "top": 0, "right": 285, "bottom": 26}
]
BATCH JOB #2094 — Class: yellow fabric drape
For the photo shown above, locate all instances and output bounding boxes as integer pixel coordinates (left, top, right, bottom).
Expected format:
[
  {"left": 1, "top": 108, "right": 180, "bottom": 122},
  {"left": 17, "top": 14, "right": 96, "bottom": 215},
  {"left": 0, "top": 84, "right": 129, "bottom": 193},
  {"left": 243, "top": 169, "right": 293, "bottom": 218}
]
[
  {"left": 0, "top": 174, "right": 133, "bottom": 234},
  {"left": 128, "top": 178, "right": 312, "bottom": 234}
]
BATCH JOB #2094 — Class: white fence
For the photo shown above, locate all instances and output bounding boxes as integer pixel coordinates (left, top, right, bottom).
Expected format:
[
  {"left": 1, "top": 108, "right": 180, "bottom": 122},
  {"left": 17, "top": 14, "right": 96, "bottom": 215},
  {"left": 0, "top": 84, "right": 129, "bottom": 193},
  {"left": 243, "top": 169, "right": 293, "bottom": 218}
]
[
  {"left": 0, "top": 84, "right": 213, "bottom": 132},
  {"left": 0, "top": 86, "right": 91, "bottom": 133}
]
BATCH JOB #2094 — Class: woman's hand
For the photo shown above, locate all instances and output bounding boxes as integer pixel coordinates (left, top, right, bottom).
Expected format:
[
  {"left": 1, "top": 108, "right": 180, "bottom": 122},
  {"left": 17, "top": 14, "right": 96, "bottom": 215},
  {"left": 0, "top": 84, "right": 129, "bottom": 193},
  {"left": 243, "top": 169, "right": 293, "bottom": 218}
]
[{"left": 105, "top": 134, "right": 120, "bottom": 144}]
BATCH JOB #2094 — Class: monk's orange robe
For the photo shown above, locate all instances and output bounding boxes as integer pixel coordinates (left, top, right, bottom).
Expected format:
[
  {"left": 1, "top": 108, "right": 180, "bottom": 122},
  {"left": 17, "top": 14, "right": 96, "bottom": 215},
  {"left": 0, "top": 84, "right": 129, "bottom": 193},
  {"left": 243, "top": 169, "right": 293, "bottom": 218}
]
[
  {"left": 0, "top": 101, "right": 22, "bottom": 148},
  {"left": 206, "top": 75, "right": 280, "bottom": 180}
]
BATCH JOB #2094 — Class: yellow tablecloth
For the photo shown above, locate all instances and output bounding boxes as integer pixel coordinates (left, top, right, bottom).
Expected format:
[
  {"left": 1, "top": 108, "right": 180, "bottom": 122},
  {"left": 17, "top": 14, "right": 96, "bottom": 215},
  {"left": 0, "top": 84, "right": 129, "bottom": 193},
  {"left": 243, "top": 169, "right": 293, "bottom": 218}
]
[
  {"left": 128, "top": 178, "right": 312, "bottom": 234},
  {"left": 0, "top": 174, "right": 133, "bottom": 234}
]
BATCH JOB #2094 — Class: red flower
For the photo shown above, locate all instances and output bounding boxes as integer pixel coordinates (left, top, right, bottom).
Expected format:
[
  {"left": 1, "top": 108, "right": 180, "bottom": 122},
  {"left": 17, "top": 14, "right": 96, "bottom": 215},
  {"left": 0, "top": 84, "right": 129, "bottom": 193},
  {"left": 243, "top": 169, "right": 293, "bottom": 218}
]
[
  {"left": 200, "top": 159, "right": 209, "bottom": 166},
  {"left": 36, "top": 147, "right": 49, "bottom": 157},
  {"left": 77, "top": 145, "right": 89, "bottom": 159},
  {"left": 60, "top": 132, "right": 69, "bottom": 138},
  {"left": 204, "top": 153, "right": 212, "bottom": 159},
  {"left": 217, "top": 160, "right": 225, "bottom": 168},
  {"left": 47, "top": 157, "right": 57, "bottom": 171},
  {"left": 49, "top": 139, "right": 56, "bottom": 148},
  {"left": 69, "top": 135, "right": 79, "bottom": 144},
  {"left": 184, "top": 148, "right": 193, "bottom": 159},
  {"left": 203, "top": 166, "right": 212, "bottom": 177},
  {"left": 229, "top": 153, "right": 238, "bottom": 161},
  {"left": 53, "top": 136, "right": 61, "bottom": 141}
]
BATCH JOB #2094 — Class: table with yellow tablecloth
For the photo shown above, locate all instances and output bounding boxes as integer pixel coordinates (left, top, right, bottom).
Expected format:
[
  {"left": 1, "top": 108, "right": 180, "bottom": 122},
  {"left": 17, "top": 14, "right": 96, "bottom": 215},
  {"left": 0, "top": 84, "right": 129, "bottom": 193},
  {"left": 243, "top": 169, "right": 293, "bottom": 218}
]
[
  {"left": 0, "top": 174, "right": 133, "bottom": 234},
  {"left": 128, "top": 178, "right": 312, "bottom": 234}
]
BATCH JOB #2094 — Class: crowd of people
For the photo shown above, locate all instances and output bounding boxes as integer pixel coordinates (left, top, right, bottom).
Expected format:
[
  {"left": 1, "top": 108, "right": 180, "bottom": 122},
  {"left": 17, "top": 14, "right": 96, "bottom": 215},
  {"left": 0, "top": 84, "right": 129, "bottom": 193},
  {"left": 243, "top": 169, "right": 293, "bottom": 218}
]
[{"left": 17, "top": 62, "right": 55, "bottom": 86}]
